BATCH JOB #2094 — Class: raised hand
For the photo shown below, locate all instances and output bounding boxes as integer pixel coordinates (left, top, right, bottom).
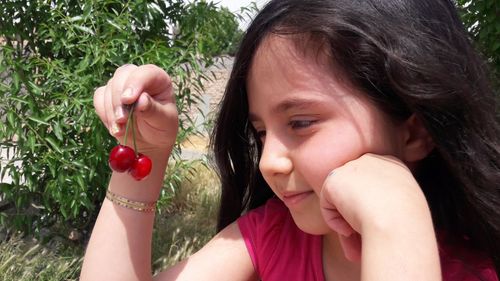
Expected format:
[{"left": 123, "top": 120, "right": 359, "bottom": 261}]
[{"left": 93, "top": 64, "right": 179, "bottom": 157}]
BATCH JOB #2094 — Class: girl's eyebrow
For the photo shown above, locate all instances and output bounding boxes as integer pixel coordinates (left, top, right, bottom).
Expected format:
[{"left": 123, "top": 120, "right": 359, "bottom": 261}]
[
  {"left": 274, "top": 97, "right": 324, "bottom": 113},
  {"left": 248, "top": 97, "right": 324, "bottom": 121}
]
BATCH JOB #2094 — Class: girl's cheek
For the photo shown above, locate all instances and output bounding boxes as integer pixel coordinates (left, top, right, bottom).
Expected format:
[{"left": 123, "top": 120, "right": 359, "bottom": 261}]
[
  {"left": 296, "top": 146, "right": 340, "bottom": 190},
  {"left": 298, "top": 139, "right": 364, "bottom": 187}
]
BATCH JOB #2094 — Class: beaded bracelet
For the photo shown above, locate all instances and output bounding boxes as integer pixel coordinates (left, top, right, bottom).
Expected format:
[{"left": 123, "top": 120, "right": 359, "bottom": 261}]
[{"left": 105, "top": 190, "right": 156, "bottom": 212}]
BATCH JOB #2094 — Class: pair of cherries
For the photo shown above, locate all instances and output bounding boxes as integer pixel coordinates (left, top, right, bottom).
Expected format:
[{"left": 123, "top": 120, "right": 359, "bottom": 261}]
[{"left": 108, "top": 103, "right": 152, "bottom": 181}]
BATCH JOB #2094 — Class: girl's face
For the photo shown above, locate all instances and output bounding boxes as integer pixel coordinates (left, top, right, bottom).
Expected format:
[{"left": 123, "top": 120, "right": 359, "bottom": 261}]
[{"left": 247, "top": 35, "right": 407, "bottom": 234}]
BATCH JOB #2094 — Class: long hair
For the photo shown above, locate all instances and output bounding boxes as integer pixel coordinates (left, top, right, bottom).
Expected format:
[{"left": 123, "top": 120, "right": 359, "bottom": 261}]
[{"left": 210, "top": 0, "right": 500, "bottom": 272}]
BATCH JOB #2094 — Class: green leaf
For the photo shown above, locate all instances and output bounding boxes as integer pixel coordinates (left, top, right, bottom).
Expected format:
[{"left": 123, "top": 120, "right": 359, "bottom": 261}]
[
  {"left": 76, "top": 175, "right": 85, "bottom": 190},
  {"left": 48, "top": 161, "right": 57, "bottom": 177},
  {"left": 0, "top": 81, "right": 8, "bottom": 91},
  {"left": 52, "top": 122, "right": 64, "bottom": 141},
  {"left": 106, "top": 19, "right": 123, "bottom": 31},
  {"left": 68, "top": 16, "right": 83, "bottom": 22},
  {"left": 73, "top": 160, "right": 86, "bottom": 169},
  {"left": 27, "top": 132, "right": 36, "bottom": 153},
  {"left": 7, "top": 111, "right": 15, "bottom": 128},
  {"left": 0, "top": 183, "right": 13, "bottom": 192},
  {"left": 43, "top": 113, "right": 57, "bottom": 123},
  {"left": 83, "top": 3, "right": 92, "bottom": 18},
  {"left": 74, "top": 25, "right": 95, "bottom": 35},
  {"left": 45, "top": 137, "right": 62, "bottom": 154},
  {"left": 8, "top": 96, "right": 30, "bottom": 105},
  {"left": 61, "top": 207, "right": 68, "bottom": 219},
  {"left": 27, "top": 81, "right": 42, "bottom": 94},
  {"left": 27, "top": 116, "right": 50, "bottom": 126}
]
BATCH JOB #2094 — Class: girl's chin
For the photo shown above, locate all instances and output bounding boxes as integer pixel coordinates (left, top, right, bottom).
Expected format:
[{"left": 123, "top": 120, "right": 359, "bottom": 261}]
[{"left": 291, "top": 215, "right": 333, "bottom": 235}]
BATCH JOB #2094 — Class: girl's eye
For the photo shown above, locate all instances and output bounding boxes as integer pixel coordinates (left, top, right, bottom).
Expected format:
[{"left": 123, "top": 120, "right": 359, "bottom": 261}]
[{"left": 289, "top": 120, "right": 316, "bottom": 129}]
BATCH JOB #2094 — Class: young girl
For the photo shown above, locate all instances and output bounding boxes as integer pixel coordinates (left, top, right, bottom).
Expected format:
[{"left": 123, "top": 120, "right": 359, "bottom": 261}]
[{"left": 81, "top": 0, "right": 500, "bottom": 280}]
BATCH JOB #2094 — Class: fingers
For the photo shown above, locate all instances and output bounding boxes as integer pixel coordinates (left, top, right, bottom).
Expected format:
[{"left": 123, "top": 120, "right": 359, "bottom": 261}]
[
  {"left": 339, "top": 233, "right": 362, "bottom": 262},
  {"left": 118, "top": 65, "right": 176, "bottom": 134},
  {"left": 111, "top": 64, "right": 138, "bottom": 126},
  {"left": 319, "top": 205, "right": 355, "bottom": 237},
  {"left": 120, "top": 64, "right": 174, "bottom": 105},
  {"left": 320, "top": 187, "right": 361, "bottom": 262},
  {"left": 93, "top": 64, "right": 177, "bottom": 145},
  {"left": 320, "top": 168, "right": 358, "bottom": 235},
  {"left": 93, "top": 64, "right": 138, "bottom": 137},
  {"left": 104, "top": 80, "right": 120, "bottom": 136},
  {"left": 93, "top": 86, "right": 107, "bottom": 129}
]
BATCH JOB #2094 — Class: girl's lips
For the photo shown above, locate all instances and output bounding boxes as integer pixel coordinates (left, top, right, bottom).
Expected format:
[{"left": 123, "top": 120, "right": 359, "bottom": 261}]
[{"left": 282, "top": 191, "right": 314, "bottom": 206}]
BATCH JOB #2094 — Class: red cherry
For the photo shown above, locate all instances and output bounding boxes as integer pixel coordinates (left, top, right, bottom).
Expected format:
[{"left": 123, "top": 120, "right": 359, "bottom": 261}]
[
  {"left": 108, "top": 145, "right": 136, "bottom": 173},
  {"left": 129, "top": 153, "right": 152, "bottom": 181}
]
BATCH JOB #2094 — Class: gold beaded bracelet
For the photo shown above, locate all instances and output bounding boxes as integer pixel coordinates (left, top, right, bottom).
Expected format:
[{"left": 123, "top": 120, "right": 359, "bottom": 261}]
[{"left": 105, "top": 190, "right": 156, "bottom": 212}]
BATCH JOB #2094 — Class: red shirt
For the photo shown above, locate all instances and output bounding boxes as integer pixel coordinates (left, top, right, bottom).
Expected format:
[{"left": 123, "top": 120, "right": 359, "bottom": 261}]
[{"left": 238, "top": 197, "right": 498, "bottom": 281}]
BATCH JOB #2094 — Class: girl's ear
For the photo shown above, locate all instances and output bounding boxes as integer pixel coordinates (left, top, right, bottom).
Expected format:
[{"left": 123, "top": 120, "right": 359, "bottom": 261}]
[{"left": 401, "top": 114, "right": 435, "bottom": 163}]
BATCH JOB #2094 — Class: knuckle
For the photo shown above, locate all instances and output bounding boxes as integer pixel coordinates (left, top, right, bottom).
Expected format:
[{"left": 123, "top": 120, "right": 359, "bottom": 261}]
[
  {"left": 93, "top": 86, "right": 105, "bottom": 97},
  {"left": 143, "top": 64, "right": 169, "bottom": 79},
  {"left": 142, "top": 63, "right": 159, "bottom": 71},
  {"left": 93, "top": 89, "right": 106, "bottom": 109},
  {"left": 106, "top": 78, "right": 113, "bottom": 89},
  {"left": 114, "top": 63, "right": 137, "bottom": 75}
]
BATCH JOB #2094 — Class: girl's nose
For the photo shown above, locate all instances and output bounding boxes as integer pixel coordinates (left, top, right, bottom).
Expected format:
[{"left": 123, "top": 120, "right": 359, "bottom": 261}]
[{"left": 258, "top": 133, "right": 293, "bottom": 177}]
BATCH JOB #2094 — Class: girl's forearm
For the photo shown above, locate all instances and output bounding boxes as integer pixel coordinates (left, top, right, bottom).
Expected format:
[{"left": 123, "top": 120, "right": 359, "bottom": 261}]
[
  {"left": 80, "top": 153, "right": 169, "bottom": 281},
  {"left": 361, "top": 203, "right": 442, "bottom": 281}
]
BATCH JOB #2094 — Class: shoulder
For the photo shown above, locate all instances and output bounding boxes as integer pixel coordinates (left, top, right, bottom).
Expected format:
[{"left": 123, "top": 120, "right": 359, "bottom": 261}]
[
  {"left": 439, "top": 233, "right": 498, "bottom": 281},
  {"left": 237, "top": 197, "right": 288, "bottom": 275}
]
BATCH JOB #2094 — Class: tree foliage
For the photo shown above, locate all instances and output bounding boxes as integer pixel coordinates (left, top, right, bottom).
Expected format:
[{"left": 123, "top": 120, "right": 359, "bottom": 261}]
[
  {"left": 457, "top": 0, "right": 500, "bottom": 82},
  {"left": 176, "top": 1, "right": 243, "bottom": 57},
  {"left": 0, "top": 0, "right": 241, "bottom": 239}
]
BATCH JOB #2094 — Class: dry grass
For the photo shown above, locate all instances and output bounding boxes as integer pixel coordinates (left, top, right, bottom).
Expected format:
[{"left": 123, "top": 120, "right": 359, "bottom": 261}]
[
  {"left": 152, "top": 160, "right": 220, "bottom": 273},
  {"left": 0, "top": 160, "right": 221, "bottom": 280},
  {"left": 0, "top": 236, "right": 83, "bottom": 281}
]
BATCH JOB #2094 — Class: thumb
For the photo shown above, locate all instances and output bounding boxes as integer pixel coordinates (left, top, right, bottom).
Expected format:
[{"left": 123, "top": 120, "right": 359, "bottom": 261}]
[{"left": 135, "top": 92, "right": 178, "bottom": 130}]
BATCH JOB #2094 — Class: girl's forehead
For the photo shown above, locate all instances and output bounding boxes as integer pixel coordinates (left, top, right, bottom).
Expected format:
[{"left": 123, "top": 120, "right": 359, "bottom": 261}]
[
  {"left": 249, "top": 34, "right": 352, "bottom": 92},
  {"left": 247, "top": 35, "right": 369, "bottom": 110},
  {"left": 253, "top": 34, "right": 332, "bottom": 68}
]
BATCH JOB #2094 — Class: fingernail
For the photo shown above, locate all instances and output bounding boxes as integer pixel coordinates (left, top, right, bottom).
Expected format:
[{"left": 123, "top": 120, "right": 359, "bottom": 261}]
[
  {"left": 122, "top": 88, "right": 134, "bottom": 99},
  {"left": 110, "top": 123, "right": 120, "bottom": 135},
  {"left": 114, "top": 106, "right": 125, "bottom": 120}
]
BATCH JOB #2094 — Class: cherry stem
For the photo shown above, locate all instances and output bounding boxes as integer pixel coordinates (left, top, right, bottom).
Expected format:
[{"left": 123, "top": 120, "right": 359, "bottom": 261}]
[
  {"left": 123, "top": 103, "right": 136, "bottom": 147},
  {"left": 131, "top": 108, "right": 138, "bottom": 156}
]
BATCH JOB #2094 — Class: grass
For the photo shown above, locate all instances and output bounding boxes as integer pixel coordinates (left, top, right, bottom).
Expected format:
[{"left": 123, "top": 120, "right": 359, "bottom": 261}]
[
  {"left": 0, "top": 236, "right": 83, "bottom": 281},
  {"left": 0, "top": 160, "right": 220, "bottom": 280},
  {"left": 152, "top": 160, "right": 220, "bottom": 273}
]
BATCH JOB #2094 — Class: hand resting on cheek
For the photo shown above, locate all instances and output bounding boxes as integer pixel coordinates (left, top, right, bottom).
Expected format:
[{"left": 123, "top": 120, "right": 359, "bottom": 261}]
[{"left": 320, "top": 153, "right": 438, "bottom": 266}]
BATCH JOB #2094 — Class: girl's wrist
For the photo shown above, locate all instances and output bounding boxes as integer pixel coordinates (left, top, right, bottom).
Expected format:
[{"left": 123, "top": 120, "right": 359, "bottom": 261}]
[
  {"left": 124, "top": 143, "right": 174, "bottom": 159},
  {"left": 360, "top": 203, "right": 440, "bottom": 280},
  {"left": 108, "top": 152, "right": 170, "bottom": 203}
]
